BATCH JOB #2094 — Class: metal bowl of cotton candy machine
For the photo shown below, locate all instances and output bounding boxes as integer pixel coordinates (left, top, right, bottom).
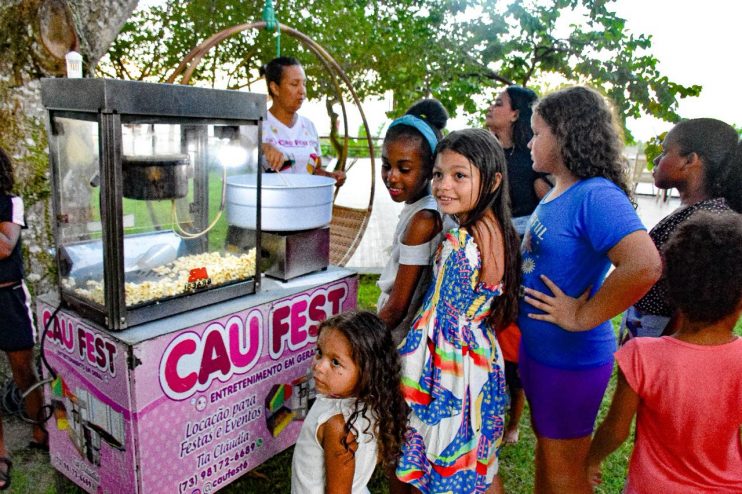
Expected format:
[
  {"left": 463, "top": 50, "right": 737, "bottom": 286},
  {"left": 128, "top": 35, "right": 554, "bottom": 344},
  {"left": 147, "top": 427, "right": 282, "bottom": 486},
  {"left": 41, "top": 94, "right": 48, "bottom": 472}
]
[{"left": 226, "top": 173, "right": 335, "bottom": 231}]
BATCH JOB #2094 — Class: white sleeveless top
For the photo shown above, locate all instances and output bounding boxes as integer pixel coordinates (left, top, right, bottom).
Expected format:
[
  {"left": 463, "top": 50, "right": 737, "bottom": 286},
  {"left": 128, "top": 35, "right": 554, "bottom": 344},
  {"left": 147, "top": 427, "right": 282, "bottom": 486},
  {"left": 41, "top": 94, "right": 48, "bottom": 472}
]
[
  {"left": 377, "top": 194, "right": 441, "bottom": 344},
  {"left": 291, "top": 395, "right": 378, "bottom": 494}
]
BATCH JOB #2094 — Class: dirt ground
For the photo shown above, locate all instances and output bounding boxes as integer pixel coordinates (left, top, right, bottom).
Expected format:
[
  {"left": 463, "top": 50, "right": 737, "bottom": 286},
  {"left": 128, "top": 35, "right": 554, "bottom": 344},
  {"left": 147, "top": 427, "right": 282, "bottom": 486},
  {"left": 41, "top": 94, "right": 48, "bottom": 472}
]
[
  {"left": 1, "top": 414, "right": 65, "bottom": 493},
  {"left": 0, "top": 359, "right": 78, "bottom": 493}
]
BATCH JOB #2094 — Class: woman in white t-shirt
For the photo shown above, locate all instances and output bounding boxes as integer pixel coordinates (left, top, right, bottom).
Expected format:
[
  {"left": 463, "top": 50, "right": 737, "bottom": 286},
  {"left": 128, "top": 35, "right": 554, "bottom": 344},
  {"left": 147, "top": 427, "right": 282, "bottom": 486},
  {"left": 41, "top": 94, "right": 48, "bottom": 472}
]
[{"left": 260, "top": 56, "right": 346, "bottom": 185}]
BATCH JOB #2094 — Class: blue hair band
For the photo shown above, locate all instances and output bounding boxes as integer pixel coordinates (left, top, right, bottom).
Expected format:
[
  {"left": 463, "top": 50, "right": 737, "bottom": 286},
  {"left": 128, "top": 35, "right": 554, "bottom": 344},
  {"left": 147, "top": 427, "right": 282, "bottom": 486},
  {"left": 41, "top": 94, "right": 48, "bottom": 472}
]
[{"left": 388, "top": 114, "right": 438, "bottom": 154}]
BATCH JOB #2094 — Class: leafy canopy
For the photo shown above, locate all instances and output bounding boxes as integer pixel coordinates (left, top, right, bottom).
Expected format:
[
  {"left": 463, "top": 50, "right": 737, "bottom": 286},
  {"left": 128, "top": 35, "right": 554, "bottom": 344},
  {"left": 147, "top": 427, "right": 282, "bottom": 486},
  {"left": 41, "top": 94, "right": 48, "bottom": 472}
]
[{"left": 99, "top": 0, "right": 701, "bottom": 139}]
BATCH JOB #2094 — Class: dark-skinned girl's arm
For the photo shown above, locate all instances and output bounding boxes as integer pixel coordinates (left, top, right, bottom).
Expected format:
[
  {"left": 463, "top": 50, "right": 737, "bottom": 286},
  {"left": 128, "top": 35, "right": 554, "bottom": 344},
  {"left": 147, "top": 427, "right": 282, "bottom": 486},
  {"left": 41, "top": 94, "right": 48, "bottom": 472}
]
[
  {"left": 378, "top": 209, "right": 442, "bottom": 329},
  {"left": 378, "top": 209, "right": 442, "bottom": 331},
  {"left": 587, "top": 369, "right": 639, "bottom": 486}
]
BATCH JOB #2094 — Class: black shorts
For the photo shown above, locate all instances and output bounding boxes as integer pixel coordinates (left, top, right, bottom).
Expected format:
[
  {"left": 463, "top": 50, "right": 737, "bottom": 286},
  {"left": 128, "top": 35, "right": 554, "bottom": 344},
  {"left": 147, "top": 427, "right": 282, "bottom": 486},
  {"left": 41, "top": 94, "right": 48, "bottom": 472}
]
[
  {"left": 0, "top": 282, "right": 35, "bottom": 352},
  {"left": 504, "top": 360, "right": 522, "bottom": 392}
]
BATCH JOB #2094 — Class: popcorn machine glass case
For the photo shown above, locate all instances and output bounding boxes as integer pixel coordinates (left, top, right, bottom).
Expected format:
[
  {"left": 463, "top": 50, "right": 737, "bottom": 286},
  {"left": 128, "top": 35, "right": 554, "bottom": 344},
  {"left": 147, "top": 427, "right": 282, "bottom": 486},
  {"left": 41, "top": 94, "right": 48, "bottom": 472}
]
[{"left": 41, "top": 78, "right": 265, "bottom": 330}]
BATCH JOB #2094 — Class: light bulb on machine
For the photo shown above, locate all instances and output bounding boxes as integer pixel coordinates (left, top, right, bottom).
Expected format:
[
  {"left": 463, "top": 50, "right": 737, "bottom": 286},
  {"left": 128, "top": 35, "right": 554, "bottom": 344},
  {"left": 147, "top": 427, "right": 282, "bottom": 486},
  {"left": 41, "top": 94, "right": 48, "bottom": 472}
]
[
  {"left": 217, "top": 142, "right": 249, "bottom": 168},
  {"left": 213, "top": 125, "right": 248, "bottom": 168}
]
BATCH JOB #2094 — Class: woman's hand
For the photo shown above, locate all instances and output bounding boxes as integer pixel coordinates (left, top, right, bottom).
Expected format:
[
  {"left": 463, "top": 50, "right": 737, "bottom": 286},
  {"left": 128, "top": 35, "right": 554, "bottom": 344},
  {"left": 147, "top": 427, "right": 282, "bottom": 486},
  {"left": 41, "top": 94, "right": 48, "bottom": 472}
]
[
  {"left": 330, "top": 170, "right": 346, "bottom": 187},
  {"left": 314, "top": 167, "right": 346, "bottom": 187},
  {"left": 261, "top": 143, "right": 287, "bottom": 171},
  {"left": 523, "top": 275, "right": 592, "bottom": 332}
]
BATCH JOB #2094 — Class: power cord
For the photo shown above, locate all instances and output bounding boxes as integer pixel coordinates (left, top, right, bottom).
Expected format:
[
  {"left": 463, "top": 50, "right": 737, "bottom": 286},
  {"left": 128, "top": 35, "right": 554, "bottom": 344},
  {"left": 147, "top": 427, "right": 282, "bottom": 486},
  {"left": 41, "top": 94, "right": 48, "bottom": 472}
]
[{"left": 0, "top": 377, "right": 21, "bottom": 416}]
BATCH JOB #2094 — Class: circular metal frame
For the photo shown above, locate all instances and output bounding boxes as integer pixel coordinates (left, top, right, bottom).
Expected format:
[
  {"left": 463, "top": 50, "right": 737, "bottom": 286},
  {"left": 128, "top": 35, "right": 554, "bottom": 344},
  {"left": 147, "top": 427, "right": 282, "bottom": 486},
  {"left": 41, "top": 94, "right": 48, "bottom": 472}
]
[{"left": 167, "top": 21, "right": 375, "bottom": 265}]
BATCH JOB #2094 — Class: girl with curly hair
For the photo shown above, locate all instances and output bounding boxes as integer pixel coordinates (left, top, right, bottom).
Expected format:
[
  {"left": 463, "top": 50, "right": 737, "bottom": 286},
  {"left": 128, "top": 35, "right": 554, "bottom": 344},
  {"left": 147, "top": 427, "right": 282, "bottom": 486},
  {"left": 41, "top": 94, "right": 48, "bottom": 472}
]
[
  {"left": 291, "top": 311, "right": 408, "bottom": 493},
  {"left": 518, "top": 86, "right": 661, "bottom": 492}
]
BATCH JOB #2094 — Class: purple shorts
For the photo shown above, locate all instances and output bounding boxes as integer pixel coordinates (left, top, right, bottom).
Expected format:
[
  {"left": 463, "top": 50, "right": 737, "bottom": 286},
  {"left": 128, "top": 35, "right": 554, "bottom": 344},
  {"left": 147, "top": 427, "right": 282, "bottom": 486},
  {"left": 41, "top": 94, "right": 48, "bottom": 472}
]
[{"left": 519, "top": 343, "right": 612, "bottom": 439}]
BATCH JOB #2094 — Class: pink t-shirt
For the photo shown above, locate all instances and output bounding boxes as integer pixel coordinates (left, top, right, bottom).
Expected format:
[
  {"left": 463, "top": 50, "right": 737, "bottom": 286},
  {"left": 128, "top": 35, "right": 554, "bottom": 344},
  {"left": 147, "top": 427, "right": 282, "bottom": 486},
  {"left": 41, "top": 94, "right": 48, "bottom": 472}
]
[{"left": 616, "top": 336, "right": 742, "bottom": 493}]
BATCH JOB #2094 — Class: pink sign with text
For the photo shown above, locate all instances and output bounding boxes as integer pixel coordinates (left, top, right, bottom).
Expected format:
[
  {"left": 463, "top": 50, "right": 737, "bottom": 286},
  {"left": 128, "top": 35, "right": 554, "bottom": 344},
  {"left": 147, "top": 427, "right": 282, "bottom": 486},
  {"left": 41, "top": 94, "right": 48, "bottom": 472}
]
[{"left": 40, "top": 275, "right": 357, "bottom": 493}]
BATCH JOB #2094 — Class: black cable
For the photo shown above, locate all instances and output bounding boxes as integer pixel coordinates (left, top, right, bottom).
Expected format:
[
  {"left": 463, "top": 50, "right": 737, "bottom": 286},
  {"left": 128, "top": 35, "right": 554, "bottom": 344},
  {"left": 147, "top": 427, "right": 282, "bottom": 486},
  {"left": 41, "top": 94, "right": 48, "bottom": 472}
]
[
  {"left": 40, "top": 304, "right": 62, "bottom": 381},
  {"left": 0, "top": 377, "right": 21, "bottom": 415}
]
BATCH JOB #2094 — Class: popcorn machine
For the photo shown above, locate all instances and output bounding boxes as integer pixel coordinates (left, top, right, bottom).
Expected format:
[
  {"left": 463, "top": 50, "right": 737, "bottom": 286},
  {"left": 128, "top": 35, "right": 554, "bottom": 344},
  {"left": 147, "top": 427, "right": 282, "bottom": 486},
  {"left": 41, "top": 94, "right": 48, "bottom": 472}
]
[
  {"left": 38, "top": 78, "right": 359, "bottom": 493},
  {"left": 41, "top": 78, "right": 265, "bottom": 330}
]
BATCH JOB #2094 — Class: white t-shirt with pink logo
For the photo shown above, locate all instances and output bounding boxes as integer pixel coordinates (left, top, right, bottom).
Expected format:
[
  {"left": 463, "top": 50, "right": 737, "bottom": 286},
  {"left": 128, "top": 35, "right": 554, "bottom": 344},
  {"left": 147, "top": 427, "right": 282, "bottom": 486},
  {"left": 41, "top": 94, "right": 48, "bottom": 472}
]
[{"left": 262, "top": 111, "right": 321, "bottom": 174}]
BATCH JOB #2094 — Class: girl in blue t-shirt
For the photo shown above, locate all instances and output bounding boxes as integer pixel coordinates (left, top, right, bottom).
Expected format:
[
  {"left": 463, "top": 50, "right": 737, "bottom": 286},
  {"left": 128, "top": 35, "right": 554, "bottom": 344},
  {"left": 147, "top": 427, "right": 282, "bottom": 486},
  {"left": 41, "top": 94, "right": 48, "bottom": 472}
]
[{"left": 518, "top": 87, "right": 661, "bottom": 493}]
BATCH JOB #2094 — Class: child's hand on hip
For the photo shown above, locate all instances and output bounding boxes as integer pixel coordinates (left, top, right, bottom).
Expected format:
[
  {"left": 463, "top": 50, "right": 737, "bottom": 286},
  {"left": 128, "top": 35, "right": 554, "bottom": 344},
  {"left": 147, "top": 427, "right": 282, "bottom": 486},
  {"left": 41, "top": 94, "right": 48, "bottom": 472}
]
[{"left": 523, "top": 275, "right": 592, "bottom": 332}]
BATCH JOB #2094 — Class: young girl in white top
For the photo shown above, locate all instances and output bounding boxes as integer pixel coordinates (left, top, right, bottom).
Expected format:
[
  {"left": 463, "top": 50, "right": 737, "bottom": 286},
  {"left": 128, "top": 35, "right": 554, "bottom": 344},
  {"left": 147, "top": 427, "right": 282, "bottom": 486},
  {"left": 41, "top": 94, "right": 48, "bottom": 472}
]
[
  {"left": 291, "top": 311, "right": 409, "bottom": 494},
  {"left": 377, "top": 99, "right": 448, "bottom": 345}
]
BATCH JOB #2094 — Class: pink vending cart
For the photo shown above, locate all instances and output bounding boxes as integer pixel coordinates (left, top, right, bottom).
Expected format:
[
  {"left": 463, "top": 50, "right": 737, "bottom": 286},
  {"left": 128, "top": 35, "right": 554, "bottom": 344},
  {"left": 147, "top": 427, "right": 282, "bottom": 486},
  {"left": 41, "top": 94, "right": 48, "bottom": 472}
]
[
  {"left": 38, "top": 78, "right": 360, "bottom": 492},
  {"left": 38, "top": 268, "right": 357, "bottom": 493}
]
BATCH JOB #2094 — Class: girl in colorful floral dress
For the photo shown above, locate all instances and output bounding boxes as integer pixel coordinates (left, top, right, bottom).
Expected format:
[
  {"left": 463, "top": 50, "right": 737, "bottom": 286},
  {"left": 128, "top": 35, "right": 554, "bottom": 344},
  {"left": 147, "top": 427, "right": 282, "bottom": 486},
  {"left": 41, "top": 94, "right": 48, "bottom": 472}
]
[{"left": 395, "top": 129, "right": 521, "bottom": 494}]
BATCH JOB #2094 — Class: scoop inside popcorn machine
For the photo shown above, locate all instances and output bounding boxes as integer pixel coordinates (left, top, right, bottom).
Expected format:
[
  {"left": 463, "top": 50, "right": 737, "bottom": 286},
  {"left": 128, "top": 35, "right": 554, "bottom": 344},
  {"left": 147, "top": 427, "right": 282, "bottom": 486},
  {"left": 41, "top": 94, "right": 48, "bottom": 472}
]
[{"left": 42, "top": 78, "right": 266, "bottom": 330}]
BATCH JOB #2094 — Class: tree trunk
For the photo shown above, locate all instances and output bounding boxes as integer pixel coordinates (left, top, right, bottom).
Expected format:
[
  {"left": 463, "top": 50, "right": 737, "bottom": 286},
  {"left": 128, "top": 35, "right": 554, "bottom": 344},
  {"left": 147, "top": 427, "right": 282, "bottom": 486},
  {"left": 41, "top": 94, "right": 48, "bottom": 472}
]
[{"left": 0, "top": 0, "right": 139, "bottom": 296}]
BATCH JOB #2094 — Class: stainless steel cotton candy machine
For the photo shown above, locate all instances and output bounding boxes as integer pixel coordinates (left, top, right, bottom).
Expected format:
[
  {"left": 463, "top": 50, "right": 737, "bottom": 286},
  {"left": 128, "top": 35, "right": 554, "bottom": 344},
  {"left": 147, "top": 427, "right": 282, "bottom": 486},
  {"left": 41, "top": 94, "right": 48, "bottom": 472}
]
[{"left": 226, "top": 173, "right": 335, "bottom": 281}]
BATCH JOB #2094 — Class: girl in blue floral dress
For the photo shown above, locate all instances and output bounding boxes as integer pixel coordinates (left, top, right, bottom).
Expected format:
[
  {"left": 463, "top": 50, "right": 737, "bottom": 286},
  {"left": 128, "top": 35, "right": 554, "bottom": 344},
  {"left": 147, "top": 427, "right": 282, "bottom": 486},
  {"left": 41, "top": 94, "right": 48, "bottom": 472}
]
[{"left": 395, "top": 129, "right": 521, "bottom": 493}]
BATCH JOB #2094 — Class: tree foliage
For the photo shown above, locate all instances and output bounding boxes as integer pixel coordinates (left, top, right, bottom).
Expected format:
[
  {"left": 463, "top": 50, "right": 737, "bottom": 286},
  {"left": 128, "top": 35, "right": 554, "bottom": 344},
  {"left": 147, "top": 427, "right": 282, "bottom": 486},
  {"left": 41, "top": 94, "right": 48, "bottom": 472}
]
[
  {"left": 100, "top": 0, "right": 701, "bottom": 139},
  {"left": 1, "top": 0, "right": 138, "bottom": 295}
]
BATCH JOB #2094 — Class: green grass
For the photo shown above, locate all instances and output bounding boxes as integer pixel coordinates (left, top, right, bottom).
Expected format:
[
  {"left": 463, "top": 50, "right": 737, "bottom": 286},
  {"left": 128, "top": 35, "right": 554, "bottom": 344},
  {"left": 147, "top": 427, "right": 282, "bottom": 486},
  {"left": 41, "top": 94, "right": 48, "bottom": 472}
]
[{"left": 357, "top": 274, "right": 381, "bottom": 311}]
